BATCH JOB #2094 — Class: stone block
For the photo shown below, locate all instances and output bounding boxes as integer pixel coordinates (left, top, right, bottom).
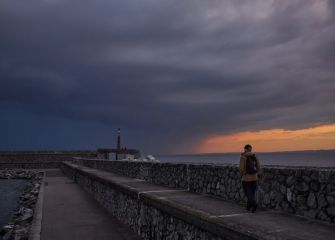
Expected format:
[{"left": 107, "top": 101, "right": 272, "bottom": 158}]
[
  {"left": 286, "top": 176, "right": 295, "bottom": 186},
  {"left": 310, "top": 181, "right": 320, "bottom": 192},
  {"left": 326, "top": 195, "right": 335, "bottom": 205},
  {"left": 319, "top": 170, "right": 332, "bottom": 183},
  {"left": 326, "top": 183, "right": 335, "bottom": 192},
  {"left": 280, "top": 201, "right": 290, "bottom": 211},
  {"left": 307, "top": 193, "right": 316, "bottom": 208},
  {"left": 280, "top": 185, "right": 287, "bottom": 195},
  {"left": 310, "top": 171, "right": 319, "bottom": 181},
  {"left": 326, "top": 205, "right": 335, "bottom": 217},
  {"left": 263, "top": 193, "right": 271, "bottom": 205},
  {"left": 304, "top": 209, "right": 317, "bottom": 219},
  {"left": 329, "top": 174, "right": 335, "bottom": 184},
  {"left": 296, "top": 182, "right": 309, "bottom": 192},
  {"left": 302, "top": 176, "right": 311, "bottom": 183},
  {"left": 317, "top": 194, "right": 328, "bottom": 208},
  {"left": 286, "top": 188, "right": 292, "bottom": 202},
  {"left": 278, "top": 175, "right": 286, "bottom": 184},
  {"left": 297, "top": 195, "right": 306, "bottom": 204},
  {"left": 317, "top": 210, "right": 331, "bottom": 221}
]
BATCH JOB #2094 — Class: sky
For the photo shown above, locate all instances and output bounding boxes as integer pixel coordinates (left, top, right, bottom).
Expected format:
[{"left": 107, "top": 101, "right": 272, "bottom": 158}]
[{"left": 1, "top": 0, "right": 335, "bottom": 154}]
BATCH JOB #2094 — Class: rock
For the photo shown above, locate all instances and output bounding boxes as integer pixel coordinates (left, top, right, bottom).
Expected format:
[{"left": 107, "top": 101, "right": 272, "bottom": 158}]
[
  {"left": 262, "top": 183, "right": 271, "bottom": 192},
  {"left": 307, "top": 193, "right": 316, "bottom": 208},
  {"left": 295, "top": 170, "right": 303, "bottom": 178},
  {"left": 263, "top": 173, "right": 274, "bottom": 180},
  {"left": 281, "top": 201, "right": 290, "bottom": 211},
  {"left": 319, "top": 170, "right": 332, "bottom": 183},
  {"left": 317, "top": 210, "right": 330, "bottom": 221},
  {"left": 263, "top": 194, "right": 271, "bottom": 205},
  {"left": 270, "top": 191, "right": 277, "bottom": 200},
  {"left": 317, "top": 194, "right": 328, "bottom": 208},
  {"left": 302, "top": 176, "right": 311, "bottom": 183},
  {"left": 297, "top": 195, "right": 306, "bottom": 204},
  {"left": 219, "top": 185, "right": 226, "bottom": 192},
  {"left": 286, "top": 188, "right": 292, "bottom": 202},
  {"left": 275, "top": 193, "right": 284, "bottom": 203},
  {"left": 329, "top": 174, "right": 335, "bottom": 184},
  {"left": 19, "top": 209, "right": 33, "bottom": 222},
  {"left": 296, "top": 182, "right": 309, "bottom": 192},
  {"left": 278, "top": 175, "right": 286, "bottom": 184},
  {"left": 2, "top": 225, "right": 14, "bottom": 232},
  {"left": 310, "top": 181, "right": 320, "bottom": 192},
  {"left": 280, "top": 185, "right": 286, "bottom": 195},
  {"left": 326, "top": 183, "right": 335, "bottom": 192},
  {"left": 1, "top": 229, "right": 13, "bottom": 240},
  {"left": 304, "top": 209, "right": 317, "bottom": 219},
  {"left": 13, "top": 226, "right": 29, "bottom": 240},
  {"left": 326, "top": 195, "right": 335, "bottom": 205},
  {"left": 326, "top": 205, "right": 335, "bottom": 217},
  {"left": 310, "top": 171, "right": 319, "bottom": 181}
]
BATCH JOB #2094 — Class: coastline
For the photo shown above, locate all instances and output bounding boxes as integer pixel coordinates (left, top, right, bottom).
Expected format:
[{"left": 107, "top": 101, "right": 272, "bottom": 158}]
[{"left": 0, "top": 170, "right": 43, "bottom": 240}]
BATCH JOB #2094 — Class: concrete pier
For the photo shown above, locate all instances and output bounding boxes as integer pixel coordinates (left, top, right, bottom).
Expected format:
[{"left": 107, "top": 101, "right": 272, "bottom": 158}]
[{"left": 41, "top": 169, "right": 141, "bottom": 240}]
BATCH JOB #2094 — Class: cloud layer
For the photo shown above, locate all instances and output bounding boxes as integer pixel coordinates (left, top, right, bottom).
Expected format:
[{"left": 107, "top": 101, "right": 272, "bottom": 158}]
[{"left": 1, "top": 0, "right": 335, "bottom": 153}]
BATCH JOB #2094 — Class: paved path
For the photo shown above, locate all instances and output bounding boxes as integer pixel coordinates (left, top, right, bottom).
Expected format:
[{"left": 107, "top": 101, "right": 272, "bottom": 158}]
[
  {"left": 66, "top": 162, "right": 335, "bottom": 240},
  {"left": 41, "top": 169, "right": 142, "bottom": 240}
]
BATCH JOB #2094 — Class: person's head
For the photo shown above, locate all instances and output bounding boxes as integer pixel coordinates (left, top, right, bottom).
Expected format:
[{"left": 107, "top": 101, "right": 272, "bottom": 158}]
[{"left": 244, "top": 144, "right": 252, "bottom": 152}]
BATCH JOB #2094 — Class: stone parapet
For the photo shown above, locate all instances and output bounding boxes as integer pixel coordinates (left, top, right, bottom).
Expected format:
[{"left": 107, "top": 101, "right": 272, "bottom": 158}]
[
  {"left": 61, "top": 162, "right": 335, "bottom": 240},
  {"left": 76, "top": 159, "right": 335, "bottom": 223},
  {"left": 61, "top": 162, "right": 253, "bottom": 239}
]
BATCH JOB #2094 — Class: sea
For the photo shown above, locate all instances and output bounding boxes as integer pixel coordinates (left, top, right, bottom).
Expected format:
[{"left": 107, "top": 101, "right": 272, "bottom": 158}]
[
  {"left": 0, "top": 180, "right": 27, "bottom": 228},
  {"left": 157, "top": 149, "right": 335, "bottom": 168}
]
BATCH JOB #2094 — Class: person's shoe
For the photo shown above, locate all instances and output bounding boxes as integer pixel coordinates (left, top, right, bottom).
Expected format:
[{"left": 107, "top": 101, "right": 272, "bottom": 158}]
[{"left": 251, "top": 204, "right": 258, "bottom": 213}]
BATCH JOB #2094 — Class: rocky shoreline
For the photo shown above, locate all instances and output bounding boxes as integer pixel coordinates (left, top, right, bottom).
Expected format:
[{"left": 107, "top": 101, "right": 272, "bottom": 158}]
[{"left": 0, "top": 170, "right": 43, "bottom": 240}]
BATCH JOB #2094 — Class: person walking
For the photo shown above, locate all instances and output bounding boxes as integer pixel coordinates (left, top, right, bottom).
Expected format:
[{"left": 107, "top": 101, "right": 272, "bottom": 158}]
[{"left": 239, "top": 144, "right": 261, "bottom": 213}]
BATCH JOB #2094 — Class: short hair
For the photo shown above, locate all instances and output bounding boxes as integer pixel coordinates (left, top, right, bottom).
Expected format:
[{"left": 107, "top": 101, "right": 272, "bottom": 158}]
[{"left": 244, "top": 144, "right": 252, "bottom": 150}]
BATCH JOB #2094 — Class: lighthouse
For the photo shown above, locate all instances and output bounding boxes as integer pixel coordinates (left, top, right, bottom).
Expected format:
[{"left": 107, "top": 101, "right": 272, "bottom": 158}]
[
  {"left": 117, "top": 128, "right": 121, "bottom": 150},
  {"left": 97, "top": 128, "right": 140, "bottom": 160}
]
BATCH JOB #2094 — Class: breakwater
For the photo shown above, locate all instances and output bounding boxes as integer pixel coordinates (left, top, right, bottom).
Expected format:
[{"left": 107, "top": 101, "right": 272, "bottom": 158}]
[
  {"left": 61, "top": 162, "right": 248, "bottom": 239},
  {"left": 75, "top": 159, "right": 335, "bottom": 223},
  {"left": 62, "top": 161, "right": 335, "bottom": 240},
  {"left": 0, "top": 151, "right": 98, "bottom": 169}
]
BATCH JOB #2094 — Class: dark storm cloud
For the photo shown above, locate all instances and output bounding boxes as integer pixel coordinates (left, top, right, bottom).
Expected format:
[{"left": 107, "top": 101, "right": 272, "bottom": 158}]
[{"left": 1, "top": 0, "right": 335, "bottom": 153}]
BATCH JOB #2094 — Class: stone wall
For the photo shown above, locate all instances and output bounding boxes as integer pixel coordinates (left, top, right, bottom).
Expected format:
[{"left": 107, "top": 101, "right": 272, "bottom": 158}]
[
  {"left": 61, "top": 162, "right": 248, "bottom": 240},
  {"left": 77, "top": 160, "right": 188, "bottom": 189},
  {"left": 76, "top": 159, "right": 335, "bottom": 223},
  {"left": 0, "top": 151, "right": 98, "bottom": 169},
  {"left": 189, "top": 164, "right": 335, "bottom": 222}
]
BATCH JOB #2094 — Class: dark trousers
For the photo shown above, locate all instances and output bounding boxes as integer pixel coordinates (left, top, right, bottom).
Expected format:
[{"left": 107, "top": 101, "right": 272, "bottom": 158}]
[{"left": 242, "top": 181, "right": 257, "bottom": 209}]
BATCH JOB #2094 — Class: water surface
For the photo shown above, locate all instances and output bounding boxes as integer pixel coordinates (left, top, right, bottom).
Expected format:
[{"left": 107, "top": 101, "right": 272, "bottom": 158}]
[
  {"left": 0, "top": 180, "right": 27, "bottom": 228},
  {"left": 157, "top": 150, "right": 335, "bottom": 167}
]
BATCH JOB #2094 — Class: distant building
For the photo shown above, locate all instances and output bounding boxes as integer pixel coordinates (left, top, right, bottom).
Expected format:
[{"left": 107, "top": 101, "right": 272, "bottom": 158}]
[{"left": 97, "top": 128, "right": 140, "bottom": 160}]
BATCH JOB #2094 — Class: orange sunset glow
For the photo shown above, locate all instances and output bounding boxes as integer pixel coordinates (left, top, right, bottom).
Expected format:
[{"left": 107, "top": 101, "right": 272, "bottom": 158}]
[{"left": 196, "top": 123, "right": 335, "bottom": 153}]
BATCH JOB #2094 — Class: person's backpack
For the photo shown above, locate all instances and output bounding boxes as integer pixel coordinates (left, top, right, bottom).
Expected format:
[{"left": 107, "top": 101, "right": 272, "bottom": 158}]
[{"left": 245, "top": 154, "right": 257, "bottom": 174}]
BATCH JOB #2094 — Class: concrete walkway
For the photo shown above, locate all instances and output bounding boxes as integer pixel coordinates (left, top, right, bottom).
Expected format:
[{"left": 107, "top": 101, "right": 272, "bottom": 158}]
[
  {"left": 64, "top": 162, "right": 335, "bottom": 240},
  {"left": 41, "top": 170, "right": 142, "bottom": 240}
]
